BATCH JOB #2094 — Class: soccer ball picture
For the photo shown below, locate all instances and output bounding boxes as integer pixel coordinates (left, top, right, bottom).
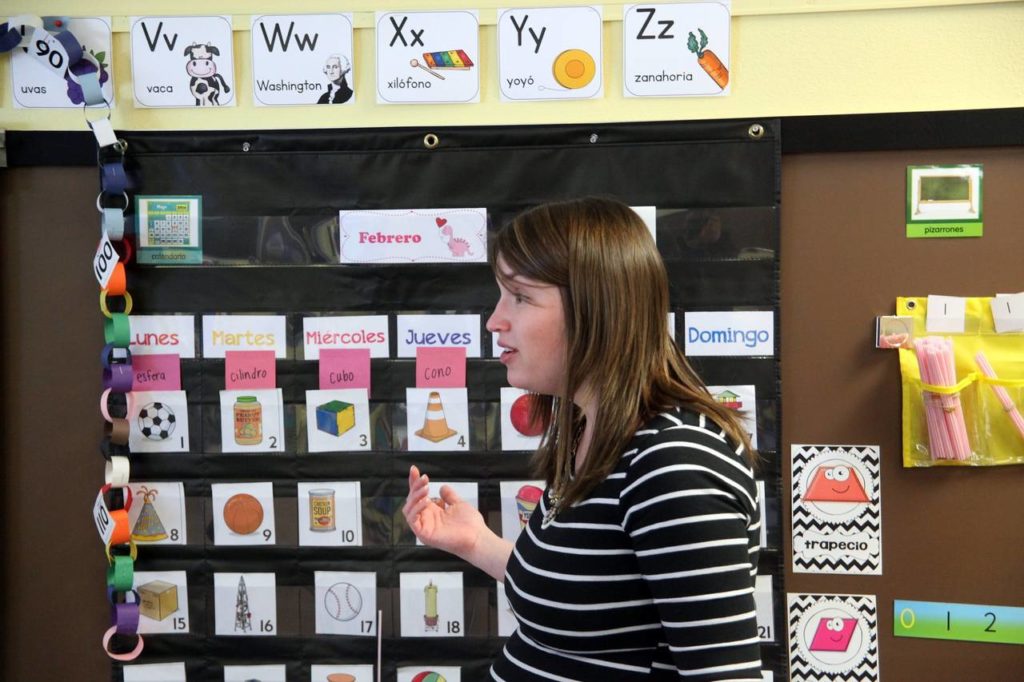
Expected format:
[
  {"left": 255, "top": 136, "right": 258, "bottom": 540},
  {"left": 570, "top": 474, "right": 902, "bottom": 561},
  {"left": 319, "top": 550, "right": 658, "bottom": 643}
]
[{"left": 138, "top": 402, "right": 176, "bottom": 441}]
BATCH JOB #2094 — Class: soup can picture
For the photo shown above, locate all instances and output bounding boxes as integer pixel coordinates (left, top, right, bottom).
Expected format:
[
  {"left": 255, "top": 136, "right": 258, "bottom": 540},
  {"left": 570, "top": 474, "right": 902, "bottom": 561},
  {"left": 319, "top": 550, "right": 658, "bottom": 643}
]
[{"left": 309, "top": 488, "right": 337, "bottom": 532}]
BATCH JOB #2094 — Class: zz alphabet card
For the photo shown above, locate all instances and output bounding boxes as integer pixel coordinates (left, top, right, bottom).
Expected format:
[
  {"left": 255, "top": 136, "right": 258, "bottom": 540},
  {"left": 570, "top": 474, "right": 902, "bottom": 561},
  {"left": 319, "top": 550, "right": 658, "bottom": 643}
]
[{"left": 792, "top": 445, "right": 882, "bottom": 575}]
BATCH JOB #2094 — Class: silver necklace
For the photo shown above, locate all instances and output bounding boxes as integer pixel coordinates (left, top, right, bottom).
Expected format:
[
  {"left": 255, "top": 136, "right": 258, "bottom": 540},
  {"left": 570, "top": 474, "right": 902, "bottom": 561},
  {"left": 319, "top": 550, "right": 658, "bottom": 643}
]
[{"left": 541, "top": 423, "right": 584, "bottom": 529}]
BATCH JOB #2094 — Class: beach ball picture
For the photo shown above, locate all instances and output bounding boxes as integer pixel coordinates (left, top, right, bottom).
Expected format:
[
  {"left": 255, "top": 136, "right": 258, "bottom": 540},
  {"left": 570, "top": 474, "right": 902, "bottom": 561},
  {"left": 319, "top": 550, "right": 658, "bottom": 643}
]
[
  {"left": 411, "top": 673, "right": 447, "bottom": 682},
  {"left": 138, "top": 402, "right": 177, "bottom": 441},
  {"left": 552, "top": 48, "right": 595, "bottom": 89}
]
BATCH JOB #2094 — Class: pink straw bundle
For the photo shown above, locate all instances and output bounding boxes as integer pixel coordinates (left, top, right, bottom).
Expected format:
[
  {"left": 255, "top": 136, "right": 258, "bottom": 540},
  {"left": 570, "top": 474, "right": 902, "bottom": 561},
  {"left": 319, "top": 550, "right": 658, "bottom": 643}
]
[
  {"left": 975, "top": 351, "right": 1024, "bottom": 445},
  {"left": 913, "top": 336, "right": 972, "bottom": 460}
]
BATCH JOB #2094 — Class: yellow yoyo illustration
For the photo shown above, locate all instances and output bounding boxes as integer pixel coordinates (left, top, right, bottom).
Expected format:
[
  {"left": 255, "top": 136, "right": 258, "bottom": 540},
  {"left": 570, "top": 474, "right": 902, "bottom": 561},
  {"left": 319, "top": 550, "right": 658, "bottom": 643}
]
[{"left": 552, "top": 49, "right": 596, "bottom": 89}]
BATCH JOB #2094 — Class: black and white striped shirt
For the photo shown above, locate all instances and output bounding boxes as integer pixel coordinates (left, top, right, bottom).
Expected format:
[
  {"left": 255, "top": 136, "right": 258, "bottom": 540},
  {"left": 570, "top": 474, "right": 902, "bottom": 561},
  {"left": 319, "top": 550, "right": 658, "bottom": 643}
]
[{"left": 492, "top": 408, "right": 762, "bottom": 681}]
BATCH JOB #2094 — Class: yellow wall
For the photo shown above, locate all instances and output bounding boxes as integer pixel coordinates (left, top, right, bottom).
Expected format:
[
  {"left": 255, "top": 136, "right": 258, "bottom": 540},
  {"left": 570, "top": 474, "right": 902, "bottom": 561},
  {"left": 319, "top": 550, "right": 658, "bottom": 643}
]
[{"left": 1, "top": 0, "right": 1021, "bottom": 131}]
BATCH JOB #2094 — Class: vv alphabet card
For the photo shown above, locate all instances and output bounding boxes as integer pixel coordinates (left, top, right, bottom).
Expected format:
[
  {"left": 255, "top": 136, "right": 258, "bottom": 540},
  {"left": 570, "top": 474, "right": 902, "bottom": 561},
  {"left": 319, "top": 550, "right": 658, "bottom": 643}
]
[
  {"left": 497, "top": 6, "right": 603, "bottom": 101},
  {"left": 792, "top": 445, "right": 883, "bottom": 575},
  {"left": 130, "top": 16, "right": 235, "bottom": 107}
]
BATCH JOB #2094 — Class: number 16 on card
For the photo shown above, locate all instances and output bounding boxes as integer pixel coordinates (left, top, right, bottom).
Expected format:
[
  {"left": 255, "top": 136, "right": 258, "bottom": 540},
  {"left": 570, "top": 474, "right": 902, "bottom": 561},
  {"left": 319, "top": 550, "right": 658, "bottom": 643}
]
[{"left": 894, "top": 600, "right": 1024, "bottom": 645}]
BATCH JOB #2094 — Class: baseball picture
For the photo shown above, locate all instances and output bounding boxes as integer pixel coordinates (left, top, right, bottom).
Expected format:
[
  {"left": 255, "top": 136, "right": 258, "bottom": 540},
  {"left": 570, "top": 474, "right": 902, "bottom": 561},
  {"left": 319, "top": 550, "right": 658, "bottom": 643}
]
[{"left": 315, "top": 571, "right": 377, "bottom": 636}]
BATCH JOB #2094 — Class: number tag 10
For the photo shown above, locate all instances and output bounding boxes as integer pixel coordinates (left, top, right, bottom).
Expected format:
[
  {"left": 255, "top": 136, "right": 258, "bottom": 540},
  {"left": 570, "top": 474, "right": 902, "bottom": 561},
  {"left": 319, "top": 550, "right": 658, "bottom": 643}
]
[{"left": 94, "top": 232, "right": 120, "bottom": 288}]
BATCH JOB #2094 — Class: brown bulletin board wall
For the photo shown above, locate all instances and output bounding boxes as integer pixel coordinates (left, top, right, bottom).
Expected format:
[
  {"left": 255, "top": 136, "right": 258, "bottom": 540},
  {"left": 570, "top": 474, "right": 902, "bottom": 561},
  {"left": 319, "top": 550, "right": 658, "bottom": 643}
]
[{"left": 781, "top": 147, "right": 1024, "bottom": 680}]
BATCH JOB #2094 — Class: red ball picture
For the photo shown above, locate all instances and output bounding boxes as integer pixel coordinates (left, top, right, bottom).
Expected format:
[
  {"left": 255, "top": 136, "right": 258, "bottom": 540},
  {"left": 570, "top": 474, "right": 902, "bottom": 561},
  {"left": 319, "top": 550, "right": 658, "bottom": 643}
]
[{"left": 510, "top": 393, "right": 544, "bottom": 437}]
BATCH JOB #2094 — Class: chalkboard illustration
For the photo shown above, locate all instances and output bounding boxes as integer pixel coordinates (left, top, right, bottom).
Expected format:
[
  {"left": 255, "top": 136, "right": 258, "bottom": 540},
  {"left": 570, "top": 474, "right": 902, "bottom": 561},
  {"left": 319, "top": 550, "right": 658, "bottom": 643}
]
[
  {"left": 317, "top": 54, "right": 353, "bottom": 104},
  {"left": 184, "top": 43, "right": 231, "bottom": 105}
]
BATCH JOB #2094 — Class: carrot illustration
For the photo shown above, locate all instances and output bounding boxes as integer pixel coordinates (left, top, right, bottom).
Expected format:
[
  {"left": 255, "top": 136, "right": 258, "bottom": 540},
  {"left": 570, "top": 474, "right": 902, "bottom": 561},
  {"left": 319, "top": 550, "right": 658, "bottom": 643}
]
[{"left": 687, "top": 28, "right": 729, "bottom": 89}]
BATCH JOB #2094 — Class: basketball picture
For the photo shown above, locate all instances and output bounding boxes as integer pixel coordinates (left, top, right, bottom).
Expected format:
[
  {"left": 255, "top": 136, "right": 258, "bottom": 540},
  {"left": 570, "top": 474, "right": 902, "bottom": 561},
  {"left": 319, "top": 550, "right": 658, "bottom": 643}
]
[{"left": 211, "top": 482, "right": 276, "bottom": 546}]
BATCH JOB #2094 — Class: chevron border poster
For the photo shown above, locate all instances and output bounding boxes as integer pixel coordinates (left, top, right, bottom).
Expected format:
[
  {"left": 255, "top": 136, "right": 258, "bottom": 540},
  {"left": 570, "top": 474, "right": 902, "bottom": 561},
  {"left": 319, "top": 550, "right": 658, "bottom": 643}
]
[
  {"left": 791, "top": 445, "right": 882, "bottom": 574},
  {"left": 788, "top": 593, "right": 879, "bottom": 681}
]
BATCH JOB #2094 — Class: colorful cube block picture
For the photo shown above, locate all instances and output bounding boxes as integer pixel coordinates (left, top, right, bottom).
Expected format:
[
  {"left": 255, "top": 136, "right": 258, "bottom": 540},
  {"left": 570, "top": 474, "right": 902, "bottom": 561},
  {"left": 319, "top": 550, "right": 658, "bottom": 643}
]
[{"left": 316, "top": 400, "right": 355, "bottom": 437}]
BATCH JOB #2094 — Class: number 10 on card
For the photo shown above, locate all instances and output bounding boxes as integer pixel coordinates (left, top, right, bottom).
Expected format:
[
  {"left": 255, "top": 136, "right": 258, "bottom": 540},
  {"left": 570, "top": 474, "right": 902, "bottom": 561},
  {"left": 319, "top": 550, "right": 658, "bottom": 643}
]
[{"left": 894, "top": 600, "right": 1024, "bottom": 645}]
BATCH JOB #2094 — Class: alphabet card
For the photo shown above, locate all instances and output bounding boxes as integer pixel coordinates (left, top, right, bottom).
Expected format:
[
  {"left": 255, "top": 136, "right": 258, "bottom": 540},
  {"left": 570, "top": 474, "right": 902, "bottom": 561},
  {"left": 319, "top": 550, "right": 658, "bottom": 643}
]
[
  {"left": 499, "top": 480, "right": 545, "bottom": 541},
  {"left": 376, "top": 11, "right": 480, "bottom": 103},
  {"left": 497, "top": 6, "right": 603, "bottom": 101},
  {"left": 406, "top": 388, "right": 470, "bottom": 451},
  {"left": 399, "top": 572, "right": 464, "bottom": 637},
  {"left": 130, "top": 16, "right": 235, "bottom": 107},
  {"left": 224, "top": 665, "right": 285, "bottom": 681},
  {"left": 10, "top": 17, "right": 115, "bottom": 108},
  {"left": 397, "top": 667, "right": 461, "bottom": 682},
  {"left": 791, "top": 445, "right": 882, "bottom": 575},
  {"left": 214, "top": 572, "right": 278, "bottom": 636},
  {"left": 133, "top": 570, "right": 190, "bottom": 634},
  {"left": 219, "top": 389, "right": 285, "bottom": 453},
  {"left": 623, "top": 3, "right": 731, "bottom": 97},
  {"left": 123, "top": 663, "right": 186, "bottom": 682},
  {"left": 251, "top": 14, "right": 354, "bottom": 106},
  {"left": 297, "top": 481, "right": 363, "bottom": 546},
  {"left": 314, "top": 571, "right": 377, "bottom": 636},
  {"left": 706, "top": 384, "right": 758, "bottom": 449},
  {"left": 128, "top": 390, "right": 190, "bottom": 453},
  {"left": 397, "top": 314, "right": 481, "bottom": 358},
  {"left": 339, "top": 209, "right": 488, "bottom": 264},
  {"left": 788, "top": 593, "right": 879, "bottom": 682},
  {"left": 305, "top": 389, "right": 371, "bottom": 452},
  {"left": 127, "top": 482, "right": 187, "bottom": 545},
  {"left": 211, "top": 482, "right": 277, "bottom": 546},
  {"left": 500, "top": 388, "right": 545, "bottom": 451},
  {"left": 311, "top": 666, "right": 375, "bottom": 682}
]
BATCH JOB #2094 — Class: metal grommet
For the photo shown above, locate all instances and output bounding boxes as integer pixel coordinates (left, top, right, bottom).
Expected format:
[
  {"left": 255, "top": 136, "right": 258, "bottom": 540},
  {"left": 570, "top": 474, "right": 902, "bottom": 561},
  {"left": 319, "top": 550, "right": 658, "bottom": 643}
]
[
  {"left": 242, "top": 141, "right": 252, "bottom": 152},
  {"left": 423, "top": 133, "right": 440, "bottom": 149},
  {"left": 113, "top": 138, "right": 128, "bottom": 154},
  {"left": 748, "top": 123, "right": 765, "bottom": 139},
  {"left": 589, "top": 133, "right": 599, "bottom": 144},
  {"left": 906, "top": 300, "right": 917, "bottom": 310}
]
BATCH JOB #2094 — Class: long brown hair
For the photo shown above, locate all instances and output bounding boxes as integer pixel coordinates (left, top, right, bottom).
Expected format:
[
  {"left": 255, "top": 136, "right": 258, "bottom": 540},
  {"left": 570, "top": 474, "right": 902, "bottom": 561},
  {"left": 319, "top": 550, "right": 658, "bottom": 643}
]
[{"left": 490, "top": 197, "right": 757, "bottom": 507}]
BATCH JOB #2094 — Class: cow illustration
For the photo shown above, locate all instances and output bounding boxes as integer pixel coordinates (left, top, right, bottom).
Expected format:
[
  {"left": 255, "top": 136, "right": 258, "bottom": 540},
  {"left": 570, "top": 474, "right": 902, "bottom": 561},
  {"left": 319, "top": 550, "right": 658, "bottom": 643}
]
[{"left": 184, "top": 43, "right": 230, "bottom": 106}]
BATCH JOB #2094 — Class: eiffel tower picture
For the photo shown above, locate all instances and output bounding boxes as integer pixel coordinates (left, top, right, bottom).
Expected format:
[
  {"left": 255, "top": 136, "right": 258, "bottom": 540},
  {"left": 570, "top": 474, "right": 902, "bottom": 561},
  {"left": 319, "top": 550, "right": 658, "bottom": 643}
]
[{"left": 234, "top": 575, "right": 253, "bottom": 632}]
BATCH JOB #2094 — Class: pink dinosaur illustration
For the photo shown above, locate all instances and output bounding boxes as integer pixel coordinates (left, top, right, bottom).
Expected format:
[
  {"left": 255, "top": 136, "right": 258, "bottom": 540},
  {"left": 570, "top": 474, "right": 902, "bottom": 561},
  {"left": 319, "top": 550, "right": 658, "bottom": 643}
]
[{"left": 438, "top": 220, "right": 474, "bottom": 257}]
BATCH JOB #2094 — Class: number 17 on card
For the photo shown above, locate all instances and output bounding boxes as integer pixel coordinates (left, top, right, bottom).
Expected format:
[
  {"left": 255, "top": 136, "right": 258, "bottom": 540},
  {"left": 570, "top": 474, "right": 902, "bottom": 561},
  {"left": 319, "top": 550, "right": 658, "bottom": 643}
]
[{"left": 895, "top": 600, "right": 1024, "bottom": 645}]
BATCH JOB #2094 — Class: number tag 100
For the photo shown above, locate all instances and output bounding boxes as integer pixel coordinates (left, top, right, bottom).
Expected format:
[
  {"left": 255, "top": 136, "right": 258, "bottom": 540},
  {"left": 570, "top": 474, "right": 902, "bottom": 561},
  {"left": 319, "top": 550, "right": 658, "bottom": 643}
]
[{"left": 94, "top": 232, "right": 120, "bottom": 288}]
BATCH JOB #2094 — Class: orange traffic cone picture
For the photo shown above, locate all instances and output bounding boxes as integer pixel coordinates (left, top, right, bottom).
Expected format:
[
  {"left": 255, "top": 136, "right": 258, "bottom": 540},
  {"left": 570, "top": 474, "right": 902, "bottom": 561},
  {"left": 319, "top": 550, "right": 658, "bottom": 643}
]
[{"left": 415, "top": 391, "right": 458, "bottom": 443}]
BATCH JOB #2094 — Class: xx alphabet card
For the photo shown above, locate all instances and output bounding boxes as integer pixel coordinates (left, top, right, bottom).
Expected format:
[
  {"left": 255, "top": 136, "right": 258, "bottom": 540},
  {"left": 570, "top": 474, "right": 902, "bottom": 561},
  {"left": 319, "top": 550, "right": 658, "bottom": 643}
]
[
  {"left": 376, "top": 11, "right": 480, "bottom": 104},
  {"left": 792, "top": 445, "right": 882, "bottom": 575},
  {"left": 788, "top": 593, "right": 880, "bottom": 682},
  {"left": 339, "top": 209, "right": 487, "bottom": 264},
  {"left": 11, "top": 17, "right": 115, "bottom": 108},
  {"left": 251, "top": 14, "right": 354, "bottom": 106},
  {"left": 497, "top": 7, "right": 603, "bottom": 101},
  {"left": 130, "top": 16, "right": 235, "bottom": 107}
]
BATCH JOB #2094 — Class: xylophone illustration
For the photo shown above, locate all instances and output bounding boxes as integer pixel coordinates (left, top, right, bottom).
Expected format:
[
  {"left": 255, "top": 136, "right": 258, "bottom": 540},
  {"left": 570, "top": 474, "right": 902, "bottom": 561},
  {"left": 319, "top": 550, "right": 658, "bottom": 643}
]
[{"left": 411, "top": 50, "right": 475, "bottom": 80}]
